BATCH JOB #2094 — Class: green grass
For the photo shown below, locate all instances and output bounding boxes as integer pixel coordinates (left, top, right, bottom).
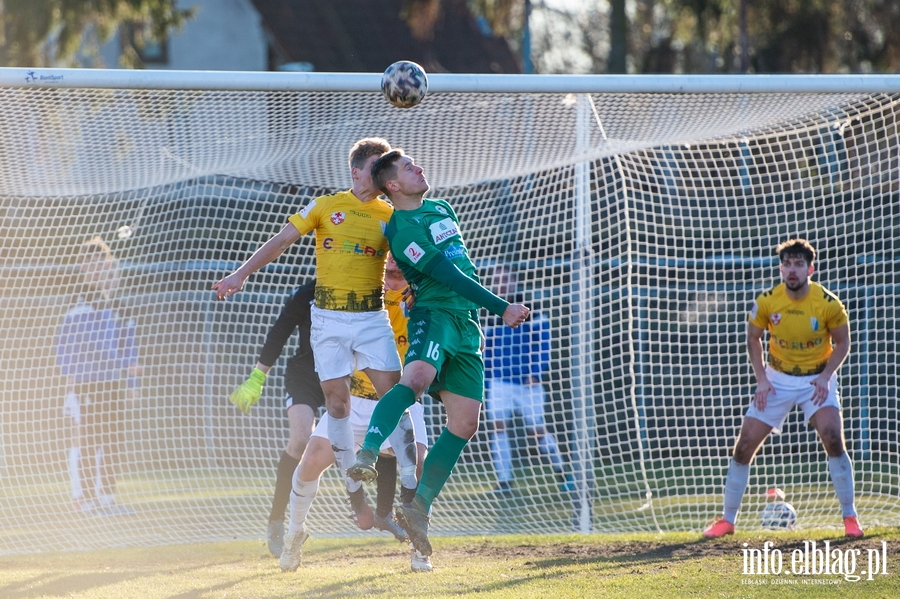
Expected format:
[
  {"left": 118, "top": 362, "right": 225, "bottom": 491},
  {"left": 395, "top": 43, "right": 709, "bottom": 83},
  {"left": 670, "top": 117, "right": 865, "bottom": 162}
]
[{"left": 1, "top": 529, "right": 898, "bottom": 598}]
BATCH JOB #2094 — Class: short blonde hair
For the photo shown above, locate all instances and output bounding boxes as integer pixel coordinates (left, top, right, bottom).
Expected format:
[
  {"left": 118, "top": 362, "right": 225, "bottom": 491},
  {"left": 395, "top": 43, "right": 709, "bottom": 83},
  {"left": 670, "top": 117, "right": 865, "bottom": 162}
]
[{"left": 348, "top": 137, "right": 392, "bottom": 170}]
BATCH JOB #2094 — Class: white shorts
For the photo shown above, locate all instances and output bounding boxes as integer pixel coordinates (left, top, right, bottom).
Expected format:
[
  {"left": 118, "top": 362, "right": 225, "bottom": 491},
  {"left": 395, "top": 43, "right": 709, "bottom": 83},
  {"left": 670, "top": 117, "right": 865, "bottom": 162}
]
[
  {"left": 745, "top": 366, "right": 841, "bottom": 433},
  {"left": 311, "top": 396, "right": 428, "bottom": 452},
  {"left": 309, "top": 305, "right": 401, "bottom": 382},
  {"left": 485, "top": 379, "right": 547, "bottom": 428}
]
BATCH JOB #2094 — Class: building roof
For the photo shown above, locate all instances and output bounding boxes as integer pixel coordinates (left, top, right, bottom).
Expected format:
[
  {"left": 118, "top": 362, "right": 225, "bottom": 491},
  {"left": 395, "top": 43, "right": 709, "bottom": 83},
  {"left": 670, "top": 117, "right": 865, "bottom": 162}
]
[{"left": 248, "top": 0, "right": 521, "bottom": 73}]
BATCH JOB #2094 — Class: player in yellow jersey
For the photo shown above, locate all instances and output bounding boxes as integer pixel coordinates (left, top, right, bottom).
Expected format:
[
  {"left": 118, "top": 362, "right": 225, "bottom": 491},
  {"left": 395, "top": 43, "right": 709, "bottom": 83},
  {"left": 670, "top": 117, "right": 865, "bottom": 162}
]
[
  {"left": 213, "top": 138, "right": 402, "bottom": 521},
  {"left": 704, "top": 239, "right": 863, "bottom": 539},
  {"left": 280, "top": 254, "right": 432, "bottom": 573}
]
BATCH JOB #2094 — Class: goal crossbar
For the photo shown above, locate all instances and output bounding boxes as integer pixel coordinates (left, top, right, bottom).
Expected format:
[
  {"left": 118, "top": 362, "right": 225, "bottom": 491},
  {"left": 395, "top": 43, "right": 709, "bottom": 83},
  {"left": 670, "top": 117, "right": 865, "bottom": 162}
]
[{"left": 2, "top": 67, "right": 900, "bottom": 93}]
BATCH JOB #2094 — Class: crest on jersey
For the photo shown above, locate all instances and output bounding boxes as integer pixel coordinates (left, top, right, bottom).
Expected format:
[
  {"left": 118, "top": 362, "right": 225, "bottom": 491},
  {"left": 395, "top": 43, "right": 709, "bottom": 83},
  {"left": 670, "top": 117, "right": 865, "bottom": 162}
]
[
  {"left": 330, "top": 211, "right": 345, "bottom": 225},
  {"left": 770, "top": 313, "right": 782, "bottom": 325}
]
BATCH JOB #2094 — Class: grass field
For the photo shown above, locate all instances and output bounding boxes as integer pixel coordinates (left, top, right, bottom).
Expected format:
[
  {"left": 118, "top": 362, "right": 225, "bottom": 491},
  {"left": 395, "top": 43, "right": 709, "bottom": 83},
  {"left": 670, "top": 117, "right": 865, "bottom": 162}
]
[{"left": 1, "top": 528, "right": 898, "bottom": 598}]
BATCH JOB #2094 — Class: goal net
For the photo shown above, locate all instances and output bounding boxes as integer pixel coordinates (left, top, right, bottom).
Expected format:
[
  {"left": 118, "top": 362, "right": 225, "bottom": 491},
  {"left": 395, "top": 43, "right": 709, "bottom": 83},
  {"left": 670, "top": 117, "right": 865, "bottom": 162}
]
[{"left": 1, "top": 69, "right": 898, "bottom": 554}]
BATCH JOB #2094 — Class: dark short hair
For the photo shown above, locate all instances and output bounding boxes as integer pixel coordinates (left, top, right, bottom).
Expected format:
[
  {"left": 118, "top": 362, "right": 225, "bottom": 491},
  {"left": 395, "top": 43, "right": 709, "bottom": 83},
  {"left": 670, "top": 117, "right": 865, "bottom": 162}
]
[
  {"left": 775, "top": 238, "right": 816, "bottom": 265},
  {"left": 348, "top": 137, "right": 391, "bottom": 170},
  {"left": 371, "top": 149, "right": 406, "bottom": 196}
]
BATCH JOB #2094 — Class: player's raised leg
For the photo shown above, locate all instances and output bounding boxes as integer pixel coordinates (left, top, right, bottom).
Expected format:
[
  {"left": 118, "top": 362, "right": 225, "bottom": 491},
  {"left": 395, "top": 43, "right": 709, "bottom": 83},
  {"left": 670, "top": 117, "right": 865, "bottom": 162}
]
[
  {"left": 280, "top": 436, "right": 335, "bottom": 572},
  {"left": 268, "top": 403, "right": 316, "bottom": 557}
]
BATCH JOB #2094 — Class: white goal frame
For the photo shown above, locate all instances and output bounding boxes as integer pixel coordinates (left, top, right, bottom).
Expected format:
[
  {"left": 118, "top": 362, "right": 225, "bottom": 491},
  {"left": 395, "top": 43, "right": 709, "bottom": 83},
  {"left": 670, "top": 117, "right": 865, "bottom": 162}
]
[{"left": 1, "top": 68, "right": 899, "bottom": 554}]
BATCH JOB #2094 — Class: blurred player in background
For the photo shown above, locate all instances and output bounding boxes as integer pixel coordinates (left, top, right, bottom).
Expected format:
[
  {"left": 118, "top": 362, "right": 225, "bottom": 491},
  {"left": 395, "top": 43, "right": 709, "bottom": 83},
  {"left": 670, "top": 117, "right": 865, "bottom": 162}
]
[
  {"left": 482, "top": 262, "right": 571, "bottom": 496},
  {"left": 55, "top": 236, "right": 140, "bottom": 515},
  {"left": 213, "top": 138, "right": 400, "bottom": 520},
  {"left": 348, "top": 150, "right": 530, "bottom": 560},
  {"left": 280, "top": 254, "right": 431, "bottom": 573},
  {"left": 704, "top": 238, "right": 863, "bottom": 539}
]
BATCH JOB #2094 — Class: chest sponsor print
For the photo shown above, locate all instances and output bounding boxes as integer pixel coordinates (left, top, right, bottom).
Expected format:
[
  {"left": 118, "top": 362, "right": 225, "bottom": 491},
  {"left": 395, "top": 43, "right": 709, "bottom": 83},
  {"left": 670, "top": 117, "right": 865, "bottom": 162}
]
[{"left": 429, "top": 218, "right": 460, "bottom": 245}]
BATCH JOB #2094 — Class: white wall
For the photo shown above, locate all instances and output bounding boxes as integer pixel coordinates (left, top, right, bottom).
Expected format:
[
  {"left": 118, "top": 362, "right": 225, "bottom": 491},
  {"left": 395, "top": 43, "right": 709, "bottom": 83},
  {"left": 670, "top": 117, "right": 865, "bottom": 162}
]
[{"left": 100, "top": 0, "right": 268, "bottom": 71}]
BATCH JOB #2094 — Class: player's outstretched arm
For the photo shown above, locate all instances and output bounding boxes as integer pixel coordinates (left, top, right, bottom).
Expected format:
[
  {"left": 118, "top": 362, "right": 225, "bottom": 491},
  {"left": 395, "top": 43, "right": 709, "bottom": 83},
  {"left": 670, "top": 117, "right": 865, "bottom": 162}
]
[
  {"left": 418, "top": 252, "right": 509, "bottom": 316},
  {"left": 213, "top": 224, "right": 301, "bottom": 300}
]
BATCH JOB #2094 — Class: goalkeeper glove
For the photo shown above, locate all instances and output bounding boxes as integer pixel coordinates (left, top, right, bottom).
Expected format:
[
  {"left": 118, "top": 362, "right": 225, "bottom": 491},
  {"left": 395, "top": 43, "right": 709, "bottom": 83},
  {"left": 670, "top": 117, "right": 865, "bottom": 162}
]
[{"left": 229, "top": 368, "right": 267, "bottom": 415}]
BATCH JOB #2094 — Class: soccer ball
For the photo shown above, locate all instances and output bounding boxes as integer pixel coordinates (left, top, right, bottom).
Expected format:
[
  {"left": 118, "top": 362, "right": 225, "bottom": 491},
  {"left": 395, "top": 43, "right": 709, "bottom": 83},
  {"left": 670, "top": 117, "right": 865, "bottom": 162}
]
[
  {"left": 381, "top": 61, "right": 428, "bottom": 108},
  {"left": 761, "top": 501, "right": 797, "bottom": 530}
]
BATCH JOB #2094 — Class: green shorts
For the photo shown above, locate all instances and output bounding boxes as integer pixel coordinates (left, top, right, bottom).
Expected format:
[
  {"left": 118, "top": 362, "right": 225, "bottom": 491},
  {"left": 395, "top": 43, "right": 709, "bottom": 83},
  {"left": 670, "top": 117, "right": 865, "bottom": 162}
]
[{"left": 404, "top": 306, "right": 484, "bottom": 402}]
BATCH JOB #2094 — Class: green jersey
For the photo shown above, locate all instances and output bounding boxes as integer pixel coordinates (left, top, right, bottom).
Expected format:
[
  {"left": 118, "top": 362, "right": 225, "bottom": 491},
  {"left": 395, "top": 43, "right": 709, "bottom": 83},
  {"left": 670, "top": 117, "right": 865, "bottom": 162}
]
[{"left": 386, "top": 198, "right": 507, "bottom": 316}]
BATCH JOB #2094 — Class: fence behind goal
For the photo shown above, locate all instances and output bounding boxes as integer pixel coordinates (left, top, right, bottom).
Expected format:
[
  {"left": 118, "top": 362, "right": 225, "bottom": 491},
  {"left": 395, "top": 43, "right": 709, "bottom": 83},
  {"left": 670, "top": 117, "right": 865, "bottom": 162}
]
[{"left": 0, "top": 69, "right": 899, "bottom": 554}]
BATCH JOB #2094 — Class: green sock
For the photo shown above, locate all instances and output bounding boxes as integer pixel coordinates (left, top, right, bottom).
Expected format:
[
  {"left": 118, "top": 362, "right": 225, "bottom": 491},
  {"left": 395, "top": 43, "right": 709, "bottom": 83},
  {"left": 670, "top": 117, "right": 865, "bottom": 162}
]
[
  {"left": 416, "top": 428, "right": 468, "bottom": 512},
  {"left": 361, "top": 384, "right": 416, "bottom": 453}
]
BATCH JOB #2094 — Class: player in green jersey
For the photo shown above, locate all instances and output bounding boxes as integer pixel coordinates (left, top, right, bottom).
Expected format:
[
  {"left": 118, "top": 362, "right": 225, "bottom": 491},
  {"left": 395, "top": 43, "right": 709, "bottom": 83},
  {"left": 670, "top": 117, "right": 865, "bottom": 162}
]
[{"left": 347, "top": 149, "right": 530, "bottom": 558}]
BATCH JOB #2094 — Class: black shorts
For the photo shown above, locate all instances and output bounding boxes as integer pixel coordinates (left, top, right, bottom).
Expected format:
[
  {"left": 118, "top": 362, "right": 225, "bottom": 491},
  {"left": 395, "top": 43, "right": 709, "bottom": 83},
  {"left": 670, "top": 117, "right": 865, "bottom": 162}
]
[{"left": 283, "top": 355, "right": 325, "bottom": 411}]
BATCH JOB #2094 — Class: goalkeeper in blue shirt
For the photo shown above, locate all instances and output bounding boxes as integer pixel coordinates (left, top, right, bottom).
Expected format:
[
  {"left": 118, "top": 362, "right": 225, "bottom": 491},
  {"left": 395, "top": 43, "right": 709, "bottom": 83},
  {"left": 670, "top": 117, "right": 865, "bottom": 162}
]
[{"left": 348, "top": 149, "right": 530, "bottom": 558}]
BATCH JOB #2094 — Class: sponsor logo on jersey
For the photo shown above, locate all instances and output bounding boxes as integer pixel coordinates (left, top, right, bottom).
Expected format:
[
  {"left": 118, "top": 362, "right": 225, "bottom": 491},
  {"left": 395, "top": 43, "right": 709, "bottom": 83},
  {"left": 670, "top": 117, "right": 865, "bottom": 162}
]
[
  {"left": 771, "top": 335, "right": 824, "bottom": 350},
  {"left": 443, "top": 246, "right": 466, "bottom": 260},
  {"left": 810, "top": 317, "right": 819, "bottom": 331},
  {"left": 430, "top": 218, "right": 459, "bottom": 244},
  {"left": 299, "top": 199, "right": 316, "bottom": 218},
  {"left": 330, "top": 211, "right": 345, "bottom": 225},
  {"left": 770, "top": 313, "right": 782, "bottom": 325},
  {"left": 435, "top": 204, "right": 448, "bottom": 215},
  {"left": 321, "top": 237, "right": 386, "bottom": 256},
  {"left": 749, "top": 301, "right": 759, "bottom": 320},
  {"left": 404, "top": 242, "right": 426, "bottom": 264},
  {"left": 349, "top": 210, "right": 371, "bottom": 218}
]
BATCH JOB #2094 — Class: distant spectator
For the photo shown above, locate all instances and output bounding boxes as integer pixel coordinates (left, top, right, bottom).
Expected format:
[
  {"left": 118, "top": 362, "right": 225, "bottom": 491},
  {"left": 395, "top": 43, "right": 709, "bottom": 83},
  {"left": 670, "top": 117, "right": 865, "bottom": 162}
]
[{"left": 55, "top": 236, "right": 140, "bottom": 515}]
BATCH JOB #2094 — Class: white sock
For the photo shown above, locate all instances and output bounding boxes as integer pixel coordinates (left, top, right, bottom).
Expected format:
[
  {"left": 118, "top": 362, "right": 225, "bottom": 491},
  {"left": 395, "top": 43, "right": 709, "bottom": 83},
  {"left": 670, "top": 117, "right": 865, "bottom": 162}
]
[
  {"left": 723, "top": 459, "right": 750, "bottom": 524},
  {"left": 388, "top": 410, "right": 418, "bottom": 490},
  {"left": 327, "top": 415, "right": 358, "bottom": 490},
  {"left": 288, "top": 476, "right": 319, "bottom": 535},
  {"left": 828, "top": 453, "right": 858, "bottom": 518},
  {"left": 492, "top": 430, "right": 513, "bottom": 483},
  {"left": 68, "top": 447, "right": 82, "bottom": 499}
]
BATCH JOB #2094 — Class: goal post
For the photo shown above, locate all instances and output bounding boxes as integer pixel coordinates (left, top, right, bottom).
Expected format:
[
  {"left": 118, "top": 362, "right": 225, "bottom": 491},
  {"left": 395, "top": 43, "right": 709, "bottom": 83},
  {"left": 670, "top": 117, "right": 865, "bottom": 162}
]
[{"left": 1, "top": 68, "right": 899, "bottom": 554}]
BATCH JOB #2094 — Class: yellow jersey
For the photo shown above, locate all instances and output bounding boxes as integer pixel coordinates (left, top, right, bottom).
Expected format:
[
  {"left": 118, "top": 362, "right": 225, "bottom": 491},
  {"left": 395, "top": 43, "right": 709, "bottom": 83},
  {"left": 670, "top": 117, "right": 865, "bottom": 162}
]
[
  {"left": 288, "top": 190, "right": 393, "bottom": 311},
  {"left": 749, "top": 281, "right": 849, "bottom": 376},
  {"left": 350, "top": 287, "right": 409, "bottom": 399}
]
